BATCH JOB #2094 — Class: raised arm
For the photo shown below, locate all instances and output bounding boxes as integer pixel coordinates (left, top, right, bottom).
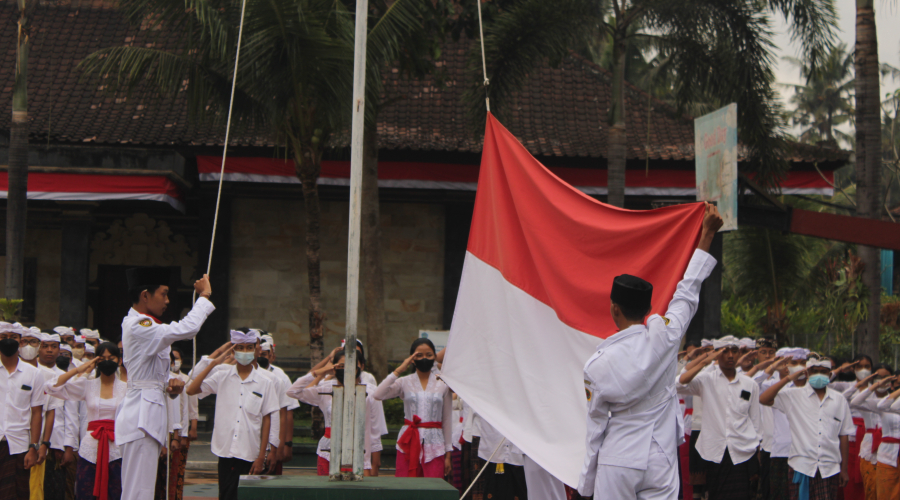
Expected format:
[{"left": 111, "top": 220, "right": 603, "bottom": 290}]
[
  {"left": 373, "top": 354, "right": 416, "bottom": 401},
  {"left": 761, "top": 368, "right": 805, "bottom": 406},
  {"left": 679, "top": 350, "right": 721, "bottom": 388},
  {"left": 185, "top": 346, "right": 232, "bottom": 396}
]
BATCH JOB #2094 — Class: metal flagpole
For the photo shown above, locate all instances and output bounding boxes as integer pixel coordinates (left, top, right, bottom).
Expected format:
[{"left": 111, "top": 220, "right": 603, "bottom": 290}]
[{"left": 333, "top": 0, "right": 369, "bottom": 482}]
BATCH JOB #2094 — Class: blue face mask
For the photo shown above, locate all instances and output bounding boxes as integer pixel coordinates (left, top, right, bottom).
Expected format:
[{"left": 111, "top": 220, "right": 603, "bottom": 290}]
[{"left": 808, "top": 374, "right": 830, "bottom": 389}]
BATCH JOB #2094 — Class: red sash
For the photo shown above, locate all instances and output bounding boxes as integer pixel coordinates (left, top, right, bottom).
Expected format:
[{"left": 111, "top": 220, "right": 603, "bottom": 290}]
[
  {"left": 398, "top": 415, "right": 442, "bottom": 477},
  {"left": 324, "top": 427, "right": 331, "bottom": 439},
  {"left": 87, "top": 419, "right": 115, "bottom": 500},
  {"left": 881, "top": 437, "right": 900, "bottom": 445},
  {"left": 868, "top": 428, "right": 883, "bottom": 455},
  {"left": 853, "top": 417, "right": 865, "bottom": 444}
]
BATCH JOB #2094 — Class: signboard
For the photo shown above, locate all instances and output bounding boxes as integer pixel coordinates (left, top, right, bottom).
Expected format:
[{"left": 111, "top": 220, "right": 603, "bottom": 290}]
[
  {"left": 695, "top": 103, "right": 738, "bottom": 231},
  {"left": 419, "top": 330, "right": 449, "bottom": 352}
]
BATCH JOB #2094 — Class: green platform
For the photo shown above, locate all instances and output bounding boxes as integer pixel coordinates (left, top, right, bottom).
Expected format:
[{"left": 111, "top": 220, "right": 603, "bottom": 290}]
[{"left": 237, "top": 476, "right": 459, "bottom": 499}]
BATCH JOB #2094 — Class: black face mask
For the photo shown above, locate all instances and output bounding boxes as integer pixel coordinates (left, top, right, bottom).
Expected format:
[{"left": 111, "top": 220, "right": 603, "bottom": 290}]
[
  {"left": 334, "top": 368, "right": 345, "bottom": 383},
  {"left": 414, "top": 358, "right": 435, "bottom": 373},
  {"left": 97, "top": 360, "right": 119, "bottom": 376},
  {"left": 0, "top": 338, "right": 19, "bottom": 357},
  {"left": 56, "top": 356, "right": 71, "bottom": 371},
  {"left": 257, "top": 357, "right": 270, "bottom": 369}
]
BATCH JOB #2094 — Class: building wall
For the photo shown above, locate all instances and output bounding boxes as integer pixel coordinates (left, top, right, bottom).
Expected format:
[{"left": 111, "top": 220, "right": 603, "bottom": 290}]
[
  {"left": 228, "top": 198, "right": 446, "bottom": 362},
  {"left": 0, "top": 227, "right": 62, "bottom": 328}
]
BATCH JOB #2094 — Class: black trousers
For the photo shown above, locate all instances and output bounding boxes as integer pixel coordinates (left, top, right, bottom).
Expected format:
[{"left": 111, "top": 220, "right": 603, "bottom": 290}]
[
  {"left": 758, "top": 450, "right": 771, "bottom": 500},
  {"left": 706, "top": 449, "right": 758, "bottom": 500},
  {"left": 483, "top": 463, "right": 527, "bottom": 500},
  {"left": 217, "top": 457, "right": 253, "bottom": 500}
]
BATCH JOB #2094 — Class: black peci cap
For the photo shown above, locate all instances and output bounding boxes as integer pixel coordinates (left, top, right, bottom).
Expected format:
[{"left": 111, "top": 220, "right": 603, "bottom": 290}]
[
  {"left": 610, "top": 274, "right": 653, "bottom": 312},
  {"left": 126, "top": 267, "right": 171, "bottom": 291}
]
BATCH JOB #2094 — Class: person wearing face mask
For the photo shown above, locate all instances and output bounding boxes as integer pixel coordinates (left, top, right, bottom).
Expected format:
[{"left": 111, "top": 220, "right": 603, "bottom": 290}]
[
  {"left": 760, "top": 358, "right": 853, "bottom": 500},
  {"left": 373, "top": 338, "right": 453, "bottom": 479},
  {"left": 70, "top": 334, "right": 88, "bottom": 368},
  {"left": 286, "top": 348, "right": 381, "bottom": 477},
  {"left": 82, "top": 344, "right": 95, "bottom": 362},
  {"left": 33, "top": 332, "right": 70, "bottom": 500},
  {"left": 677, "top": 336, "right": 762, "bottom": 500},
  {"left": 848, "top": 365, "right": 897, "bottom": 500},
  {"left": 47, "top": 342, "right": 127, "bottom": 500},
  {"left": 0, "top": 322, "right": 49, "bottom": 499},
  {"left": 80, "top": 330, "right": 100, "bottom": 351},
  {"left": 255, "top": 333, "right": 298, "bottom": 475},
  {"left": 186, "top": 330, "right": 277, "bottom": 500},
  {"left": 116, "top": 268, "right": 211, "bottom": 500},
  {"left": 829, "top": 355, "right": 876, "bottom": 500}
]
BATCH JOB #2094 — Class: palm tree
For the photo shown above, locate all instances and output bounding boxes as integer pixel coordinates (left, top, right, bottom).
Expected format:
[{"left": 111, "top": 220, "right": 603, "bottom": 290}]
[
  {"left": 5, "top": 0, "right": 35, "bottom": 303},
  {"left": 854, "top": 0, "right": 883, "bottom": 361},
  {"left": 465, "top": 0, "right": 838, "bottom": 206},
  {"left": 784, "top": 43, "right": 854, "bottom": 147}
]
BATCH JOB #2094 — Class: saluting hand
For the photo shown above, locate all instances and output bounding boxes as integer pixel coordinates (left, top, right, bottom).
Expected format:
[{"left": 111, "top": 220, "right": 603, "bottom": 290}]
[
  {"left": 788, "top": 367, "right": 808, "bottom": 382},
  {"left": 395, "top": 354, "right": 416, "bottom": 375},
  {"left": 210, "top": 346, "right": 235, "bottom": 367}
]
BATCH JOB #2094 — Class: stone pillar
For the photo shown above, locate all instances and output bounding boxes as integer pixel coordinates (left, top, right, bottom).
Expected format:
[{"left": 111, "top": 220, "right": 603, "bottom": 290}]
[
  {"left": 685, "top": 232, "right": 723, "bottom": 344},
  {"left": 59, "top": 212, "right": 92, "bottom": 327},
  {"left": 441, "top": 203, "right": 474, "bottom": 330}
]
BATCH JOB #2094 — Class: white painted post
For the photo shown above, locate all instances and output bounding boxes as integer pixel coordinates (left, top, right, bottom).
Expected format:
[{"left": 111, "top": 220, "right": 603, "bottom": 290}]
[
  {"left": 337, "top": 0, "right": 370, "bottom": 482},
  {"left": 329, "top": 386, "right": 344, "bottom": 479}
]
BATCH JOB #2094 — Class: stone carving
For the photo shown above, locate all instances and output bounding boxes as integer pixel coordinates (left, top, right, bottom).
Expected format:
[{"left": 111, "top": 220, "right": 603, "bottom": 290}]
[{"left": 89, "top": 213, "right": 197, "bottom": 285}]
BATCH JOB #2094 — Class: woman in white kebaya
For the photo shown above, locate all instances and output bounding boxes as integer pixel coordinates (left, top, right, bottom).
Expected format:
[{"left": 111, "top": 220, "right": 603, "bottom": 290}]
[
  {"left": 47, "top": 342, "right": 127, "bottom": 500},
  {"left": 373, "top": 338, "right": 452, "bottom": 478}
]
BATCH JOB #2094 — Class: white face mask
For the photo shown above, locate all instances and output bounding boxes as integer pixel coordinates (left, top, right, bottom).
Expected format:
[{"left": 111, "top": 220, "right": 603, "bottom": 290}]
[
  {"left": 234, "top": 351, "right": 255, "bottom": 366},
  {"left": 18, "top": 345, "right": 38, "bottom": 361},
  {"left": 856, "top": 369, "right": 872, "bottom": 381},
  {"left": 72, "top": 347, "right": 85, "bottom": 360},
  {"left": 171, "top": 360, "right": 182, "bottom": 373}
]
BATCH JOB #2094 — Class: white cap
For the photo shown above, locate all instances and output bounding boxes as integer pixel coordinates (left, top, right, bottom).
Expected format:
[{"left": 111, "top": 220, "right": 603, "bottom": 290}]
[
  {"left": 776, "top": 347, "right": 793, "bottom": 357},
  {"left": 260, "top": 343, "right": 271, "bottom": 352},
  {"left": 808, "top": 358, "right": 833, "bottom": 369},
  {"left": 701, "top": 339, "right": 713, "bottom": 347},
  {"left": 22, "top": 327, "right": 42, "bottom": 340},
  {"left": 42, "top": 333, "right": 61, "bottom": 343},
  {"left": 59, "top": 344, "right": 72, "bottom": 353},
  {"left": 53, "top": 326, "right": 75, "bottom": 337},
  {"left": 261, "top": 334, "right": 275, "bottom": 347},
  {"left": 739, "top": 338, "right": 756, "bottom": 349},
  {"left": 73, "top": 335, "right": 85, "bottom": 344},
  {"left": 713, "top": 335, "right": 740, "bottom": 350},
  {"left": 81, "top": 329, "right": 100, "bottom": 340},
  {"left": 0, "top": 322, "right": 21, "bottom": 334},
  {"left": 84, "top": 344, "right": 95, "bottom": 354},
  {"left": 230, "top": 329, "right": 258, "bottom": 345}
]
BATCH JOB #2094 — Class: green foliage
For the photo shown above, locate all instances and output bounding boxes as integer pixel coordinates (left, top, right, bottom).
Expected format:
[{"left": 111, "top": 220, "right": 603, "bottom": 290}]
[
  {"left": 721, "top": 296, "right": 765, "bottom": 337},
  {"left": 382, "top": 397, "right": 405, "bottom": 427},
  {"left": 0, "top": 299, "right": 23, "bottom": 322}
]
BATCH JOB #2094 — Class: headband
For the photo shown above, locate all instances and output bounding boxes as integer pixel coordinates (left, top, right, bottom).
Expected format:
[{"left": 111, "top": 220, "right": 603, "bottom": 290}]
[
  {"left": 713, "top": 335, "right": 740, "bottom": 350},
  {"left": 230, "top": 329, "right": 258, "bottom": 345}
]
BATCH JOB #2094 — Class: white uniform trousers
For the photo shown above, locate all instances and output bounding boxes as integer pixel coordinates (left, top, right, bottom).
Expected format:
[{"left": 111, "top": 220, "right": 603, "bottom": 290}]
[
  {"left": 594, "top": 440, "right": 678, "bottom": 500},
  {"left": 120, "top": 433, "right": 161, "bottom": 500},
  {"left": 524, "top": 455, "right": 566, "bottom": 500}
]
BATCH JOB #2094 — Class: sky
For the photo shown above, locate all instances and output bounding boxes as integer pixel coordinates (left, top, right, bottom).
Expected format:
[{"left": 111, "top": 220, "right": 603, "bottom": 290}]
[{"left": 772, "top": 0, "right": 900, "bottom": 117}]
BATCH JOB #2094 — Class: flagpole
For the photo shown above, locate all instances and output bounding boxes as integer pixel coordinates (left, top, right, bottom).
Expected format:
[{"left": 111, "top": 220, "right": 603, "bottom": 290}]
[{"left": 336, "top": 0, "right": 369, "bottom": 482}]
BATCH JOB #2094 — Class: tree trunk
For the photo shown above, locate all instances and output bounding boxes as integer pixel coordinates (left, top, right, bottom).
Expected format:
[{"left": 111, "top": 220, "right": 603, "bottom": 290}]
[
  {"left": 6, "top": 2, "right": 29, "bottom": 301},
  {"left": 607, "top": 34, "right": 628, "bottom": 208},
  {"left": 361, "top": 120, "right": 388, "bottom": 379},
  {"left": 854, "top": 0, "right": 882, "bottom": 363},
  {"left": 296, "top": 152, "right": 326, "bottom": 437}
]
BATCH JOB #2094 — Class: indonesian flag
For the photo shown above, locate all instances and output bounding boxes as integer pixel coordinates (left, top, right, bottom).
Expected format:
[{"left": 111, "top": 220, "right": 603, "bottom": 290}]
[{"left": 441, "top": 114, "right": 706, "bottom": 487}]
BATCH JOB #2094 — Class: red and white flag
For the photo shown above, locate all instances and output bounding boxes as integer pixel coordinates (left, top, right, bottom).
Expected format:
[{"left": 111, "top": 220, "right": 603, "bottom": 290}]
[{"left": 441, "top": 114, "right": 706, "bottom": 487}]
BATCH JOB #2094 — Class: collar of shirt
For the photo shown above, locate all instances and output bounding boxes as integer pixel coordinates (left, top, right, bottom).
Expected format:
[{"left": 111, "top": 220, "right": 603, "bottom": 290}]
[
  {"left": 715, "top": 365, "right": 743, "bottom": 384},
  {"left": 596, "top": 323, "right": 645, "bottom": 351},
  {"left": 803, "top": 384, "right": 834, "bottom": 404}
]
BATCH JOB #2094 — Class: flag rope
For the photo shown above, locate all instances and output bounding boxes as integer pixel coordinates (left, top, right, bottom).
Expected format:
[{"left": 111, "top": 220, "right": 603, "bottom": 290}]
[
  {"left": 476, "top": 0, "right": 490, "bottom": 112},
  {"left": 191, "top": 0, "right": 249, "bottom": 369},
  {"left": 461, "top": 437, "right": 506, "bottom": 499}
]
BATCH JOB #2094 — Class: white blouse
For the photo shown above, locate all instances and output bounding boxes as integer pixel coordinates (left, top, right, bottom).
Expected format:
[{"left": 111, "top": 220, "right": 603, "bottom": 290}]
[
  {"left": 46, "top": 375, "right": 127, "bottom": 464},
  {"left": 373, "top": 371, "right": 452, "bottom": 464}
]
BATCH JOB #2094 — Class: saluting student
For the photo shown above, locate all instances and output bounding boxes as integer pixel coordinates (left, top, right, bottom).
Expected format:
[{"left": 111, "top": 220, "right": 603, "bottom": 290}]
[
  {"left": 0, "top": 322, "right": 48, "bottom": 500},
  {"left": 577, "top": 204, "right": 722, "bottom": 500},
  {"left": 760, "top": 358, "right": 853, "bottom": 500},
  {"left": 286, "top": 348, "right": 380, "bottom": 475},
  {"left": 115, "top": 268, "right": 214, "bottom": 500},
  {"left": 677, "top": 336, "right": 761, "bottom": 500},
  {"left": 373, "top": 338, "right": 453, "bottom": 479},
  {"left": 186, "top": 330, "right": 278, "bottom": 500},
  {"left": 849, "top": 367, "right": 899, "bottom": 500}
]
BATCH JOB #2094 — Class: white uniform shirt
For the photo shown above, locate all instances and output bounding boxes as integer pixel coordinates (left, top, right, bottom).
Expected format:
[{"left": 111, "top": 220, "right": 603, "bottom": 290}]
[
  {"left": 46, "top": 375, "right": 127, "bottom": 464},
  {"left": 848, "top": 386, "right": 884, "bottom": 465},
  {"left": 372, "top": 370, "right": 453, "bottom": 464},
  {"left": 578, "top": 249, "right": 716, "bottom": 497},
  {"left": 772, "top": 384, "right": 854, "bottom": 478},
  {"left": 255, "top": 368, "right": 282, "bottom": 448},
  {"left": 678, "top": 365, "right": 761, "bottom": 464},
  {"left": 764, "top": 376, "right": 793, "bottom": 458},
  {"left": 38, "top": 364, "right": 67, "bottom": 451},
  {"left": 753, "top": 371, "right": 775, "bottom": 453},
  {"left": 475, "top": 414, "right": 524, "bottom": 466},
  {"left": 0, "top": 360, "right": 48, "bottom": 454},
  {"left": 198, "top": 365, "right": 279, "bottom": 463},
  {"left": 116, "top": 298, "right": 214, "bottom": 446},
  {"left": 269, "top": 365, "right": 300, "bottom": 411}
]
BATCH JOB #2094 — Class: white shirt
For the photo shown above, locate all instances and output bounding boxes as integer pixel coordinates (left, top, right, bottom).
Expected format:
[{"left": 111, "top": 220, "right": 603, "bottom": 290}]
[
  {"left": 116, "top": 298, "right": 215, "bottom": 446},
  {"left": 38, "top": 364, "right": 67, "bottom": 451},
  {"left": 765, "top": 377, "right": 793, "bottom": 458},
  {"left": 198, "top": 365, "right": 279, "bottom": 462},
  {"left": 772, "top": 384, "right": 854, "bottom": 478},
  {"left": 678, "top": 365, "right": 761, "bottom": 464},
  {"left": 373, "top": 370, "right": 453, "bottom": 464},
  {"left": 475, "top": 415, "right": 524, "bottom": 466},
  {"left": 848, "top": 386, "right": 884, "bottom": 465},
  {"left": 0, "top": 360, "right": 48, "bottom": 454},
  {"left": 255, "top": 368, "right": 282, "bottom": 448},
  {"left": 286, "top": 373, "right": 379, "bottom": 469},
  {"left": 578, "top": 249, "right": 716, "bottom": 497},
  {"left": 752, "top": 371, "right": 775, "bottom": 452},
  {"left": 46, "top": 375, "right": 127, "bottom": 464},
  {"left": 268, "top": 365, "right": 300, "bottom": 411}
]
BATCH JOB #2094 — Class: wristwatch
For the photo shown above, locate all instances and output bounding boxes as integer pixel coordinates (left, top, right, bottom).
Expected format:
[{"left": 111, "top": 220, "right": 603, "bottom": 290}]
[
  {"left": 28, "top": 443, "right": 38, "bottom": 451},
  {"left": 41, "top": 441, "right": 51, "bottom": 448}
]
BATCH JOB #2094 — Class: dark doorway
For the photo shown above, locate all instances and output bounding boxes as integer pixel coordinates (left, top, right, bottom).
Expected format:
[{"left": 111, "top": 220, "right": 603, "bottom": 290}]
[{"left": 92, "top": 265, "right": 190, "bottom": 342}]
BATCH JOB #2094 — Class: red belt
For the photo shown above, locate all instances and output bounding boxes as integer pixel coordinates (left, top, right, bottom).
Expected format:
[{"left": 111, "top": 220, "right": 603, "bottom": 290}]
[
  {"left": 853, "top": 417, "right": 866, "bottom": 444},
  {"left": 882, "top": 437, "right": 900, "bottom": 445},
  {"left": 324, "top": 427, "right": 331, "bottom": 439},
  {"left": 685, "top": 409, "right": 694, "bottom": 416},
  {"left": 868, "top": 428, "right": 883, "bottom": 454},
  {"left": 87, "top": 419, "right": 115, "bottom": 500},
  {"left": 398, "top": 416, "right": 442, "bottom": 477}
]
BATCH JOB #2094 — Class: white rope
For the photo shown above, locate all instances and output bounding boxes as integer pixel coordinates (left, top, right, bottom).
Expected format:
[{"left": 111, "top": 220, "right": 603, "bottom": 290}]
[
  {"left": 460, "top": 437, "right": 505, "bottom": 499},
  {"left": 191, "top": 0, "right": 249, "bottom": 369},
  {"left": 475, "top": 0, "right": 490, "bottom": 112}
]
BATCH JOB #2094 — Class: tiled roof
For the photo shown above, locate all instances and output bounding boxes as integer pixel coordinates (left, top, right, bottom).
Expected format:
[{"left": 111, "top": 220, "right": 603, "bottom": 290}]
[{"left": 1, "top": 2, "right": 849, "bottom": 165}]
